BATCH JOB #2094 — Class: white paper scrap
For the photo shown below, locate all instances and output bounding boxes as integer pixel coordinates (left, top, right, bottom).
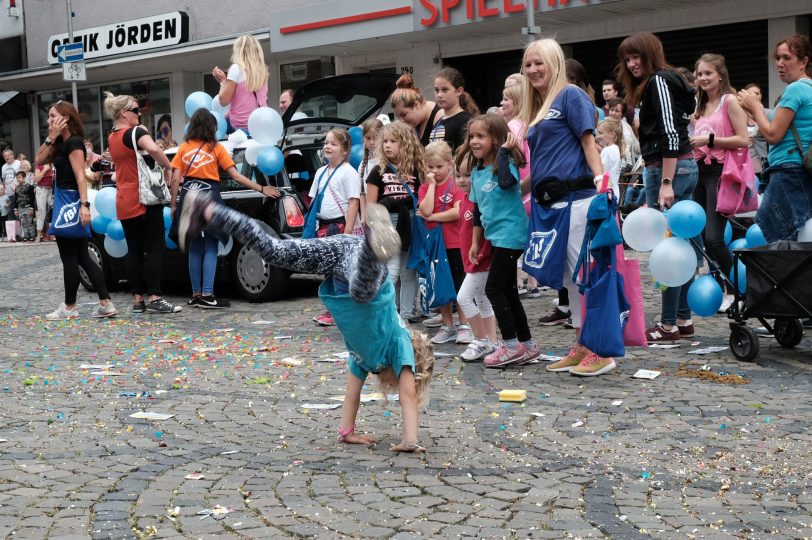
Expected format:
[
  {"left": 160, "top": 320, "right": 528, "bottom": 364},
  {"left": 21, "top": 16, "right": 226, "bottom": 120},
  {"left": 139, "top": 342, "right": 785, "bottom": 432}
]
[
  {"left": 632, "top": 369, "right": 661, "bottom": 379},
  {"left": 649, "top": 343, "right": 681, "bottom": 349},
  {"left": 79, "top": 364, "right": 111, "bottom": 370},
  {"left": 332, "top": 351, "right": 350, "bottom": 359},
  {"left": 688, "top": 346, "right": 729, "bottom": 354},
  {"left": 251, "top": 320, "right": 275, "bottom": 325},
  {"left": 530, "top": 412, "right": 545, "bottom": 418},
  {"left": 300, "top": 403, "right": 342, "bottom": 410},
  {"left": 611, "top": 400, "right": 624, "bottom": 406},
  {"left": 273, "top": 335, "right": 293, "bottom": 340},
  {"left": 185, "top": 472, "right": 206, "bottom": 480},
  {"left": 571, "top": 420, "right": 584, "bottom": 428},
  {"left": 540, "top": 354, "right": 563, "bottom": 362},
  {"left": 129, "top": 412, "right": 175, "bottom": 420},
  {"left": 90, "top": 371, "right": 122, "bottom": 376}
]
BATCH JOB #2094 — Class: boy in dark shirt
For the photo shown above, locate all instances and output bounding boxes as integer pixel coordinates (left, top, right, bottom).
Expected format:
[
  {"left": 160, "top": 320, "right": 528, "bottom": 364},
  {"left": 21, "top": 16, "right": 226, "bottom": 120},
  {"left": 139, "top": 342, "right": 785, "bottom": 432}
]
[{"left": 13, "top": 171, "right": 36, "bottom": 241}]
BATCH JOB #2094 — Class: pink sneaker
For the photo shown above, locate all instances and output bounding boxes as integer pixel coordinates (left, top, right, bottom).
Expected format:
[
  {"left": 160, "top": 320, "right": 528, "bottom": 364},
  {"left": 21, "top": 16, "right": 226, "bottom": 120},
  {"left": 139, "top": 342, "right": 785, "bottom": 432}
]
[
  {"left": 514, "top": 342, "right": 541, "bottom": 365},
  {"left": 484, "top": 343, "right": 527, "bottom": 368},
  {"left": 314, "top": 312, "right": 335, "bottom": 326}
]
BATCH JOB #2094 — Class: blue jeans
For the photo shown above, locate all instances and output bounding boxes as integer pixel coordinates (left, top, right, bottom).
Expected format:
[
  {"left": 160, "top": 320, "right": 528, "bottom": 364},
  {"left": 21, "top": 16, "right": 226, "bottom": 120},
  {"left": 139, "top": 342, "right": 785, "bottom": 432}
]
[
  {"left": 756, "top": 164, "right": 812, "bottom": 242},
  {"left": 189, "top": 234, "right": 219, "bottom": 295},
  {"left": 644, "top": 159, "right": 699, "bottom": 325},
  {"left": 623, "top": 179, "right": 647, "bottom": 206}
]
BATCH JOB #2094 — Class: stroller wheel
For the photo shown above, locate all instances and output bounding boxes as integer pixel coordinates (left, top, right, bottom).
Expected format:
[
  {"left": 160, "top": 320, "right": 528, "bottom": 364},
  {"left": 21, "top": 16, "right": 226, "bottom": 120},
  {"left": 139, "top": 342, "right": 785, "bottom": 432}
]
[
  {"left": 773, "top": 318, "right": 804, "bottom": 348},
  {"left": 729, "top": 325, "right": 759, "bottom": 362}
]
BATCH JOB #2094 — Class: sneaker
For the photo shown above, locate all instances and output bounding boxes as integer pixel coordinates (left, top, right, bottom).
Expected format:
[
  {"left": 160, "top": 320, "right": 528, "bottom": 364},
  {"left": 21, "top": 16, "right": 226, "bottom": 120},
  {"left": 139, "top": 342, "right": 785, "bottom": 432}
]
[
  {"left": 518, "top": 286, "right": 529, "bottom": 295},
  {"left": 132, "top": 301, "right": 146, "bottom": 313},
  {"left": 146, "top": 298, "right": 182, "bottom": 314},
  {"left": 315, "top": 312, "right": 335, "bottom": 326},
  {"left": 718, "top": 294, "right": 735, "bottom": 313},
  {"left": 178, "top": 189, "right": 212, "bottom": 253},
  {"left": 547, "top": 347, "right": 587, "bottom": 372},
  {"left": 570, "top": 354, "right": 617, "bottom": 376},
  {"left": 423, "top": 313, "right": 443, "bottom": 328},
  {"left": 187, "top": 296, "right": 202, "bottom": 307},
  {"left": 538, "top": 307, "right": 571, "bottom": 326},
  {"left": 525, "top": 288, "right": 541, "bottom": 299},
  {"left": 519, "top": 341, "right": 541, "bottom": 363},
  {"left": 91, "top": 302, "right": 117, "bottom": 318},
  {"left": 646, "top": 324, "right": 680, "bottom": 342},
  {"left": 563, "top": 318, "right": 575, "bottom": 330},
  {"left": 484, "top": 343, "right": 527, "bottom": 368},
  {"left": 677, "top": 322, "right": 695, "bottom": 336},
  {"left": 46, "top": 303, "right": 79, "bottom": 321},
  {"left": 461, "top": 339, "right": 494, "bottom": 361},
  {"left": 431, "top": 325, "right": 457, "bottom": 344},
  {"left": 455, "top": 324, "right": 473, "bottom": 344},
  {"left": 198, "top": 295, "right": 230, "bottom": 309},
  {"left": 364, "top": 203, "right": 401, "bottom": 261},
  {"left": 406, "top": 315, "right": 423, "bottom": 324}
]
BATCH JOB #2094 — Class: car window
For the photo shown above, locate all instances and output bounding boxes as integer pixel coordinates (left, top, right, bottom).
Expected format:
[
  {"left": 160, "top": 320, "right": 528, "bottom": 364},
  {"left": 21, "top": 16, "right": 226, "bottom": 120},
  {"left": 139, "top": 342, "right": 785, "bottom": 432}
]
[
  {"left": 220, "top": 149, "right": 282, "bottom": 192},
  {"left": 295, "top": 94, "right": 377, "bottom": 123}
]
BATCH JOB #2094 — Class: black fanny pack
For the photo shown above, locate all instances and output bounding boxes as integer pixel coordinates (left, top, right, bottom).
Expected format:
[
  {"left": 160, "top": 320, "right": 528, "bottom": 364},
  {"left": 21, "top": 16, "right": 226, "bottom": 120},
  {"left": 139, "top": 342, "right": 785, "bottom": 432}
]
[{"left": 534, "top": 176, "right": 594, "bottom": 207}]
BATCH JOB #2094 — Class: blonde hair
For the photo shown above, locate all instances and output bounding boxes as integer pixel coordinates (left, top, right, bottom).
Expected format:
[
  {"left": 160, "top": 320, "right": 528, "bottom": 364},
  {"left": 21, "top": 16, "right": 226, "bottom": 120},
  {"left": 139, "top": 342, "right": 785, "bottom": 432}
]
[
  {"left": 102, "top": 91, "right": 133, "bottom": 121},
  {"left": 376, "top": 122, "right": 426, "bottom": 180},
  {"left": 505, "top": 73, "right": 524, "bottom": 88},
  {"left": 390, "top": 74, "right": 426, "bottom": 110},
  {"left": 517, "top": 38, "right": 569, "bottom": 127},
  {"left": 378, "top": 330, "right": 434, "bottom": 407},
  {"left": 231, "top": 35, "right": 269, "bottom": 93},
  {"left": 360, "top": 117, "right": 383, "bottom": 175},
  {"left": 598, "top": 118, "right": 626, "bottom": 157},
  {"left": 502, "top": 83, "right": 524, "bottom": 121},
  {"left": 424, "top": 140, "right": 453, "bottom": 164}
]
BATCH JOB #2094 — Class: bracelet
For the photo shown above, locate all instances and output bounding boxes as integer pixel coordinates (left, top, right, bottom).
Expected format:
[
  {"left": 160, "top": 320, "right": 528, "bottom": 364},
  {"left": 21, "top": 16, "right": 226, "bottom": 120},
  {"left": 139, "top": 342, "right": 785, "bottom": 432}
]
[
  {"left": 256, "top": 185, "right": 263, "bottom": 193},
  {"left": 337, "top": 424, "right": 356, "bottom": 442},
  {"left": 708, "top": 133, "right": 715, "bottom": 148}
]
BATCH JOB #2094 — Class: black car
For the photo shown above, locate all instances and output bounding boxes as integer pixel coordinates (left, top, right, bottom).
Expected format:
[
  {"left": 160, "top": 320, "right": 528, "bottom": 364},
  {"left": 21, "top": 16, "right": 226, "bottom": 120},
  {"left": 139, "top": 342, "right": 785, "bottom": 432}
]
[{"left": 79, "top": 73, "right": 397, "bottom": 302}]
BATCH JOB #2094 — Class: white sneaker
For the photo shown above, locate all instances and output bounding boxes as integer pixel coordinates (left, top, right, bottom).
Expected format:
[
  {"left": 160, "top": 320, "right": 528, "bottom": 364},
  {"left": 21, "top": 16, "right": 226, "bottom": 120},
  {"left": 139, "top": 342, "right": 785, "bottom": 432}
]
[
  {"left": 365, "top": 203, "right": 401, "bottom": 261},
  {"left": 91, "top": 301, "right": 117, "bottom": 318},
  {"left": 46, "top": 304, "right": 79, "bottom": 320},
  {"left": 423, "top": 313, "right": 443, "bottom": 328},
  {"left": 461, "top": 339, "right": 494, "bottom": 361},
  {"left": 431, "top": 325, "right": 457, "bottom": 344},
  {"left": 455, "top": 324, "right": 473, "bottom": 344},
  {"left": 718, "top": 294, "right": 735, "bottom": 313}
]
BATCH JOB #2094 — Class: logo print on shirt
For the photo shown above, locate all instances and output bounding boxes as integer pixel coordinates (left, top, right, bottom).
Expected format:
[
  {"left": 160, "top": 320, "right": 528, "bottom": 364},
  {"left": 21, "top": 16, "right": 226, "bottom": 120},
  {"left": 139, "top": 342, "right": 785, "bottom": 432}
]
[
  {"left": 524, "top": 230, "right": 557, "bottom": 269},
  {"left": 544, "top": 109, "right": 562, "bottom": 120},
  {"left": 182, "top": 149, "right": 215, "bottom": 170},
  {"left": 463, "top": 209, "right": 473, "bottom": 222},
  {"left": 481, "top": 180, "right": 497, "bottom": 193},
  {"left": 439, "top": 192, "right": 454, "bottom": 204},
  {"left": 620, "top": 309, "right": 630, "bottom": 327}
]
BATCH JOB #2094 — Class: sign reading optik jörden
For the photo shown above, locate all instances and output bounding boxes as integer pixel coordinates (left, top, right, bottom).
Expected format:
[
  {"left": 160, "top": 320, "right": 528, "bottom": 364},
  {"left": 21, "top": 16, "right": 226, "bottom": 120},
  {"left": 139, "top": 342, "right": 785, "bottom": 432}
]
[{"left": 47, "top": 12, "right": 189, "bottom": 65}]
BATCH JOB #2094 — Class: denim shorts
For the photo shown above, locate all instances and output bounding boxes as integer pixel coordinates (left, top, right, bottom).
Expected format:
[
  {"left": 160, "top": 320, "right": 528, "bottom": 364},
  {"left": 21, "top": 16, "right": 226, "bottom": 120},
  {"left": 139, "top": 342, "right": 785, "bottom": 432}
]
[{"left": 756, "top": 164, "right": 812, "bottom": 242}]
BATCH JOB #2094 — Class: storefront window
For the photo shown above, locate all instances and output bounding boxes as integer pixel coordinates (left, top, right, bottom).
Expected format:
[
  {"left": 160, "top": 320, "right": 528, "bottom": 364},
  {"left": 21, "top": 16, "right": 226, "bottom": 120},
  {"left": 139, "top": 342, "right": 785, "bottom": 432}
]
[{"left": 279, "top": 58, "right": 335, "bottom": 96}]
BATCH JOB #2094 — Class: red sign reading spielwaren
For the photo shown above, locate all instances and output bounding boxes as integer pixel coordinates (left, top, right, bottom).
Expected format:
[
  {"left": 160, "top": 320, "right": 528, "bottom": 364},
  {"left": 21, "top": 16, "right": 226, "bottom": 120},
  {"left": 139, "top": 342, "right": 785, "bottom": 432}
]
[{"left": 417, "top": 0, "right": 602, "bottom": 27}]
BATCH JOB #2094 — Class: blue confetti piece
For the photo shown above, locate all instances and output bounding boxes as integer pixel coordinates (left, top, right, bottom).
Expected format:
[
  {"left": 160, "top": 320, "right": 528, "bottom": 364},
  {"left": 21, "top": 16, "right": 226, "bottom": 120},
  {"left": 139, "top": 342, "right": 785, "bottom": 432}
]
[
  {"left": 764, "top": 417, "right": 771, "bottom": 423},
  {"left": 56, "top": 413, "right": 64, "bottom": 420},
  {"left": 155, "top": 431, "right": 164, "bottom": 438},
  {"left": 383, "top": 411, "right": 392, "bottom": 417},
  {"left": 641, "top": 471, "right": 651, "bottom": 479},
  {"left": 498, "top": 425, "right": 506, "bottom": 430},
  {"left": 719, "top": 423, "right": 727, "bottom": 430}
]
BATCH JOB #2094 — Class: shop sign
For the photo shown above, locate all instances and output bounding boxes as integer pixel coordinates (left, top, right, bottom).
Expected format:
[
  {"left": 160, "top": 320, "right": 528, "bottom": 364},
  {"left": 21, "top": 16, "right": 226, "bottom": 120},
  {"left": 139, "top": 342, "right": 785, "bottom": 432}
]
[
  {"left": 47, "top": 12, "right": 189, "bottom": 65},
  {"left": 416, "top": 0, "right": 619, "bottom": 27}
]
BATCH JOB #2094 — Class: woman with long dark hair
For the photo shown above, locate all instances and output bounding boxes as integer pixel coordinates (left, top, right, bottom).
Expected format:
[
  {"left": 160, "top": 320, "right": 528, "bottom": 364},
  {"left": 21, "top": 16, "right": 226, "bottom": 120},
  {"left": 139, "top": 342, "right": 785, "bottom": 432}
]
[{"left": 34, "top": 100, "right": 115, "bottom": 320}]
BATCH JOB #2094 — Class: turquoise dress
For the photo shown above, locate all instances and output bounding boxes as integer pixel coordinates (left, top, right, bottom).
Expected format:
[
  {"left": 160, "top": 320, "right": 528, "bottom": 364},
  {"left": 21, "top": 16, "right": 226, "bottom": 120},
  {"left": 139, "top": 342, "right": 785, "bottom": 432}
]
[{"left": 319, "top": 276, "right": 414, "bottom": 381}]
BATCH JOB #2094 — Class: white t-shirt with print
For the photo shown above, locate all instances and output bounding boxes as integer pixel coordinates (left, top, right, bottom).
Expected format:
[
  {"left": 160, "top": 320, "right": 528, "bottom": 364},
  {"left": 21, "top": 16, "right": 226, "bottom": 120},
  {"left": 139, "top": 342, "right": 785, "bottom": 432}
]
[
  {"left": 600, "top": 144, "right": 622, "bottom": 199},
  {"left": 308, "top": 162, "right": 361, "bottom": 220}
]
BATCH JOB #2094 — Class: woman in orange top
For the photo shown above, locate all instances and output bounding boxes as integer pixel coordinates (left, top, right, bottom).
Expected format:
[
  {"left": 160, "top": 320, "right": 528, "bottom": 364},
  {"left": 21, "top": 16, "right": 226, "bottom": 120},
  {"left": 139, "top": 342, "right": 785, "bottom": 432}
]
[
  {"left": 170, "top": 109, "right": 280, "bottom": 308},
  {"left": 104, "top": 91, "right": 180, "bottom": 314}
]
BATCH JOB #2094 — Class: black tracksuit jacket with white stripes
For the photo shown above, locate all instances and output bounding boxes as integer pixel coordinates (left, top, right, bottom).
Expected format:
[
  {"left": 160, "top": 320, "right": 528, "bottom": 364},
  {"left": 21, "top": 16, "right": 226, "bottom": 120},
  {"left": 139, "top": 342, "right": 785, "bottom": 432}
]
[{"left": 638, "top": 69, "right": 696, "bottom": 164}]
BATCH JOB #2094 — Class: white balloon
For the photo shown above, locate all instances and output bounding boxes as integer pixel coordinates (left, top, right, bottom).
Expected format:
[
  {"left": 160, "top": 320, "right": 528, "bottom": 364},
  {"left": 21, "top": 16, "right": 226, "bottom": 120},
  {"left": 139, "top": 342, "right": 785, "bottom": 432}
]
[
  {"left": 87, "top": 189, "right": 99, "bottom": 220},
  {"left": 649, "top": 237, "right": 697, "bottom": 287},
  {"left": 244, "top": 140, "right": 264, "bottom": 166},
  {"left": 218, "top": 235, "right": 233, "bottom": 256},
  {"left": 291, "top": 112, "right": 307, "bottom": 121},
  {"left": 799, "top": 218, "right": 812, "bottom": 242},
  {"left": 622, "top": 207, "right": 668, "bottom": 252},
  {"left": 247, "top": 107, "right": 284, "bottom": 146},
  {"left": 103, "top": 235, "right": 128, "bottom": 258},
  {"left": 211, "top": 95, "right": 231, "bottom": 116}
]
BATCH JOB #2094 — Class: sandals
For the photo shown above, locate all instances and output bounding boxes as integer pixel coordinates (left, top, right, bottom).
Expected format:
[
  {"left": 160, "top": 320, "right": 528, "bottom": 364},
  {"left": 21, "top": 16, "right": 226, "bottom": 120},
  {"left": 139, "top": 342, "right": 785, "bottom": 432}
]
[{"left": 390, "top": 442, "right": 427, "bottom": 453}]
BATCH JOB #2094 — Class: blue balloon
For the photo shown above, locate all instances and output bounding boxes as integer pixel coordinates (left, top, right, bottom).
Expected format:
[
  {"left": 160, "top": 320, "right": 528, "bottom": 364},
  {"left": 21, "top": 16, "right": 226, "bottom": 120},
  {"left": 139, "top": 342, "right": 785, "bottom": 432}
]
[
  {"left": 348, "top": 126, "right": 363, "bottom": 146},
  {"left": 256, "top": 146, "right": 284, "bottom": 176},
  {"left": 163, "top": 207, "right": 172, "bottom": 230},
  {"left": 184, "top": 122, "right": 189, "bottom": 135},
  {"left": 666, "top": 200, "right": 706, "bottom": 239},
  {"left": 729, "top": 260, "right": 747, "bottom": 294},
  {"left": 91, "top": 215, "right": 110, "bottom": 235},
  {"left": 106, "top": 219, "right": 125, "bottom": 241},
  {"left": 724, "top": 221, "right": 732, "bottom": 245},
  {"left": 688, "top": 275, "right": 724, "bottom": 317},
  {"left": 185, "top": 92, "right": 213, "bottom": 117},
  {"left": 348, "top": 144, "right": 364, "bottom": 169},
  {"left": 729, "top": 238, "right": 748, "bottom": 251},
  {"left": 95, "top": 187, "right": 117, "bottom": 220},
  {"left": 165, "top": 232, "right": 177, "bottom": 250},
  {"left": 745, "top": 224, "right": 766, "bottom": 248},
  {"left": 211, "top": 110, "right": 227, "bottom": 140},
  {"left": 103, "top": 235, "right": 128, "bottom": 258}
]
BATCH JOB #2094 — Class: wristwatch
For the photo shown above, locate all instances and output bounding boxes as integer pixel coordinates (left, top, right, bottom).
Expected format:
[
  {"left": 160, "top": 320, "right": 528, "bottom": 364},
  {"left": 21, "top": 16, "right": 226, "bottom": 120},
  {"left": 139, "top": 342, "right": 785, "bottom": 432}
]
[
  {"left": 44, "top": 137, "right": 53, "bottom": 145},
  {"left": 81, "top": 201, "right": 90, "bottom": 208},
  {"left": 661, "top": 177, "right": 672, "bottom": 186}
]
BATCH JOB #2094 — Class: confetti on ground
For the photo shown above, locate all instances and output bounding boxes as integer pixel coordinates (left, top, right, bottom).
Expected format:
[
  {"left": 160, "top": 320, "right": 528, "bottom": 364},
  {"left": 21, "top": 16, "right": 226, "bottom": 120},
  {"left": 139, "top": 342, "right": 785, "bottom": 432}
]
[{"left": 674, "top": 365, "right": 750, "bottom": 385}]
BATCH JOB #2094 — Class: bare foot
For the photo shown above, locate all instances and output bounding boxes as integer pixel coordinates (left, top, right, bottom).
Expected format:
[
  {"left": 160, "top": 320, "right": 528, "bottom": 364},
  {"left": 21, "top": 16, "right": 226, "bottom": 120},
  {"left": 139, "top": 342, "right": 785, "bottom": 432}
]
[
  {"left": 340, "top": 433, "right": 377, "bottom": 445},
  {"left": 390, "top": 442, "right": 427, "bottom": 453}
]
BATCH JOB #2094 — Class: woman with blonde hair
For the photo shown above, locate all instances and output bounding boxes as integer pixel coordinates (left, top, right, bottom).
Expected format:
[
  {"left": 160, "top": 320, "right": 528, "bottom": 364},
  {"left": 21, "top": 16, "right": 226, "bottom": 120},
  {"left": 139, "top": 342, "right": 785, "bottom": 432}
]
[
  {"left": 212, "top": 35, "right": 269, "bottom": 134},
  {"left": 390, "top": 74, "right": 444, "bottom": 147},
  {"left": 517, "top": 38, "right": 614, "bottom": 376}
]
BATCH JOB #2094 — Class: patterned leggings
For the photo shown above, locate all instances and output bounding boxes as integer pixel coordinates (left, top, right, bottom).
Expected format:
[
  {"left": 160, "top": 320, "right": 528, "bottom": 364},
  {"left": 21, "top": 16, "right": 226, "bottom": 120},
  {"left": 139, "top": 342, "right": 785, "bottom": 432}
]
[{"left": 211, "top": 204, "right": 387, "bottom": 303}]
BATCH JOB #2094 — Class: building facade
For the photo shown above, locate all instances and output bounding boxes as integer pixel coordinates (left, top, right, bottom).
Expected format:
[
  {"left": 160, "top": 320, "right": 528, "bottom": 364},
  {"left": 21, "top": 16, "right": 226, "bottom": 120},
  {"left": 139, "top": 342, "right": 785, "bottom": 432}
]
[{"left": 0, "top": 0, "right": 809, "bottom": 155}]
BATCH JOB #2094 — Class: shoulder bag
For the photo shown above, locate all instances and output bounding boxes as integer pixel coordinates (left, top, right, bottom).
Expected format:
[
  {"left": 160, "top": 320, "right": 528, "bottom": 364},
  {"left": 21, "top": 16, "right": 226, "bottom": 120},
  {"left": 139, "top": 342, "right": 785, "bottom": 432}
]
[
  {"left": 717, "top": 95, "right": 758, "bottom": 216},
  {"left": 47, "top": 169, "right": 91, "bottom": 239},
  {"left": 133, "top": 128, "right": 171, "bottom": 205}
]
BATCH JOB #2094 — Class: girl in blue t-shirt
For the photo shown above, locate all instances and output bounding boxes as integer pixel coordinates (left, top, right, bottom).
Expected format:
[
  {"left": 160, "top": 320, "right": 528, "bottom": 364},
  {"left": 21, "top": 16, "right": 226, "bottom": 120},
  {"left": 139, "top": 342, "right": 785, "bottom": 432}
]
[
  {"left": 176, "top": 190, "right": 435, "bottom": 453},
  {"left": 463, "top": 114, "right": 538, "bottom": 368}
]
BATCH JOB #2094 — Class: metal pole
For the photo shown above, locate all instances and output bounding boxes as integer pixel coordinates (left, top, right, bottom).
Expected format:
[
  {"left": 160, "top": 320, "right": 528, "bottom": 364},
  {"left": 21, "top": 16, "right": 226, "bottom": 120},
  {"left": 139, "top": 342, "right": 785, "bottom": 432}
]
[
  {"left": 523, "top": 0, "right": 540, "bottom": 44},
  {"left": 66, "top": 0, "right": 77, "bottom": 108}
]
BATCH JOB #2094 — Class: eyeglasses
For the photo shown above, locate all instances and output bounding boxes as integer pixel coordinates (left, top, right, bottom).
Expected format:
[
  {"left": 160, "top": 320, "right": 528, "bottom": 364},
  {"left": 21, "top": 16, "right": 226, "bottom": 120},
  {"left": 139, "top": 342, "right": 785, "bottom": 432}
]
[{"left": 124, "top": 106, "right": 141, "bottom": 115}]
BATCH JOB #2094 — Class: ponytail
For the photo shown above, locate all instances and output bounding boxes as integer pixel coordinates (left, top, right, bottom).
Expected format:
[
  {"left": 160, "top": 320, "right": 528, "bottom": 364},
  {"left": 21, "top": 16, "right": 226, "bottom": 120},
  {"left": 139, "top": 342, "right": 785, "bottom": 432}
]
[{"left": 459, "top": 92, "right": 480, "bottom": 116}]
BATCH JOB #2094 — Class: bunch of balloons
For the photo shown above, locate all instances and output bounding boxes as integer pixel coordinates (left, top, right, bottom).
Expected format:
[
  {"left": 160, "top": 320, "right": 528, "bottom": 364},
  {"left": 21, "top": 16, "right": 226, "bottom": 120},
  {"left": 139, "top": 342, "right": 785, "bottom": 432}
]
[
  {"left": 185, "top": 92, "right": 228, "bottom": 140},
  {"left": 91, "top": 187, "right": 179, "bottom": 256}
]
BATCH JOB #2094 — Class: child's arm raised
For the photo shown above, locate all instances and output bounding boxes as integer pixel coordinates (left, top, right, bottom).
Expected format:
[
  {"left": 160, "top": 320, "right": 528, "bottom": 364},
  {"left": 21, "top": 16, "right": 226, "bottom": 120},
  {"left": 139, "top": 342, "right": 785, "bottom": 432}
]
[
  {"left": 418, "top": 172, "right": 436, "bottom": 218},
  {"left": 338, "top": 373, "right": 377, "bottom": 445},
  {"left": 497, "top": 134, "right": 520, "bottom": 190}
]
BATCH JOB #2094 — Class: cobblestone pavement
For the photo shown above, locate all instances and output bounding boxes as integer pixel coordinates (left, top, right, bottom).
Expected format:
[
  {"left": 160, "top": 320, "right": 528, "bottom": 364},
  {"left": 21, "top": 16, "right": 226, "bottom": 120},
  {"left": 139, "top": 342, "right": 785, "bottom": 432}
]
[{"left": 0, "top": 241, "right": 811, "bottom": 540}]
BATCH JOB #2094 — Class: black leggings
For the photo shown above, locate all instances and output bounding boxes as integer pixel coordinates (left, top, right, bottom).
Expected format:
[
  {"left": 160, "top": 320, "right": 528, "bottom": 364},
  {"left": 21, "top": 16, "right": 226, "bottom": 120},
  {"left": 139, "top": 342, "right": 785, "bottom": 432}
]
[
  {"left": 121, "top": 205, "right": 166, "bottom": 297},
  {"left": 694, "top": 160, "right": 732, "bottom": 291},
  {"left": 56, "top": 236, "right": 110, "bottom": 305},
  {"left": 485, "top": 247, "right": 530, "bottom": 342}
]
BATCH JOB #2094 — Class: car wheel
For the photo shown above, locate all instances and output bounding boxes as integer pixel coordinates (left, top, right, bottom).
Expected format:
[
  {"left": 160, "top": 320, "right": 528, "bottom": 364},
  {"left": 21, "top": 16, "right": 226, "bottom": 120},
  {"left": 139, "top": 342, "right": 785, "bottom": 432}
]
[
  {"left": 79, "top": 239, "right": 105, "bottom": 293},
  {"left": 230, "top": 241, "right": 290, "bottom": 302}
]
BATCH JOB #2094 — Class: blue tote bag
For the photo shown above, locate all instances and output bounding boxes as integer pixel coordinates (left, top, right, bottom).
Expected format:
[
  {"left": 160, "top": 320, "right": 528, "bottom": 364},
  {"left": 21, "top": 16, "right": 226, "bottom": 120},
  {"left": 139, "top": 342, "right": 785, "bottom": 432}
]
[
  {"left": 414, "top": 181, "right": 455, "bottom": 308},
  {"left": 578, "top": 251, "right": 630, "bottom": 358},
  {"left": 302, "top": 165, "right": 341, "bottom": 239},
  {"left": 48, "top": 178, "right": 91, "bottom": 239}
]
